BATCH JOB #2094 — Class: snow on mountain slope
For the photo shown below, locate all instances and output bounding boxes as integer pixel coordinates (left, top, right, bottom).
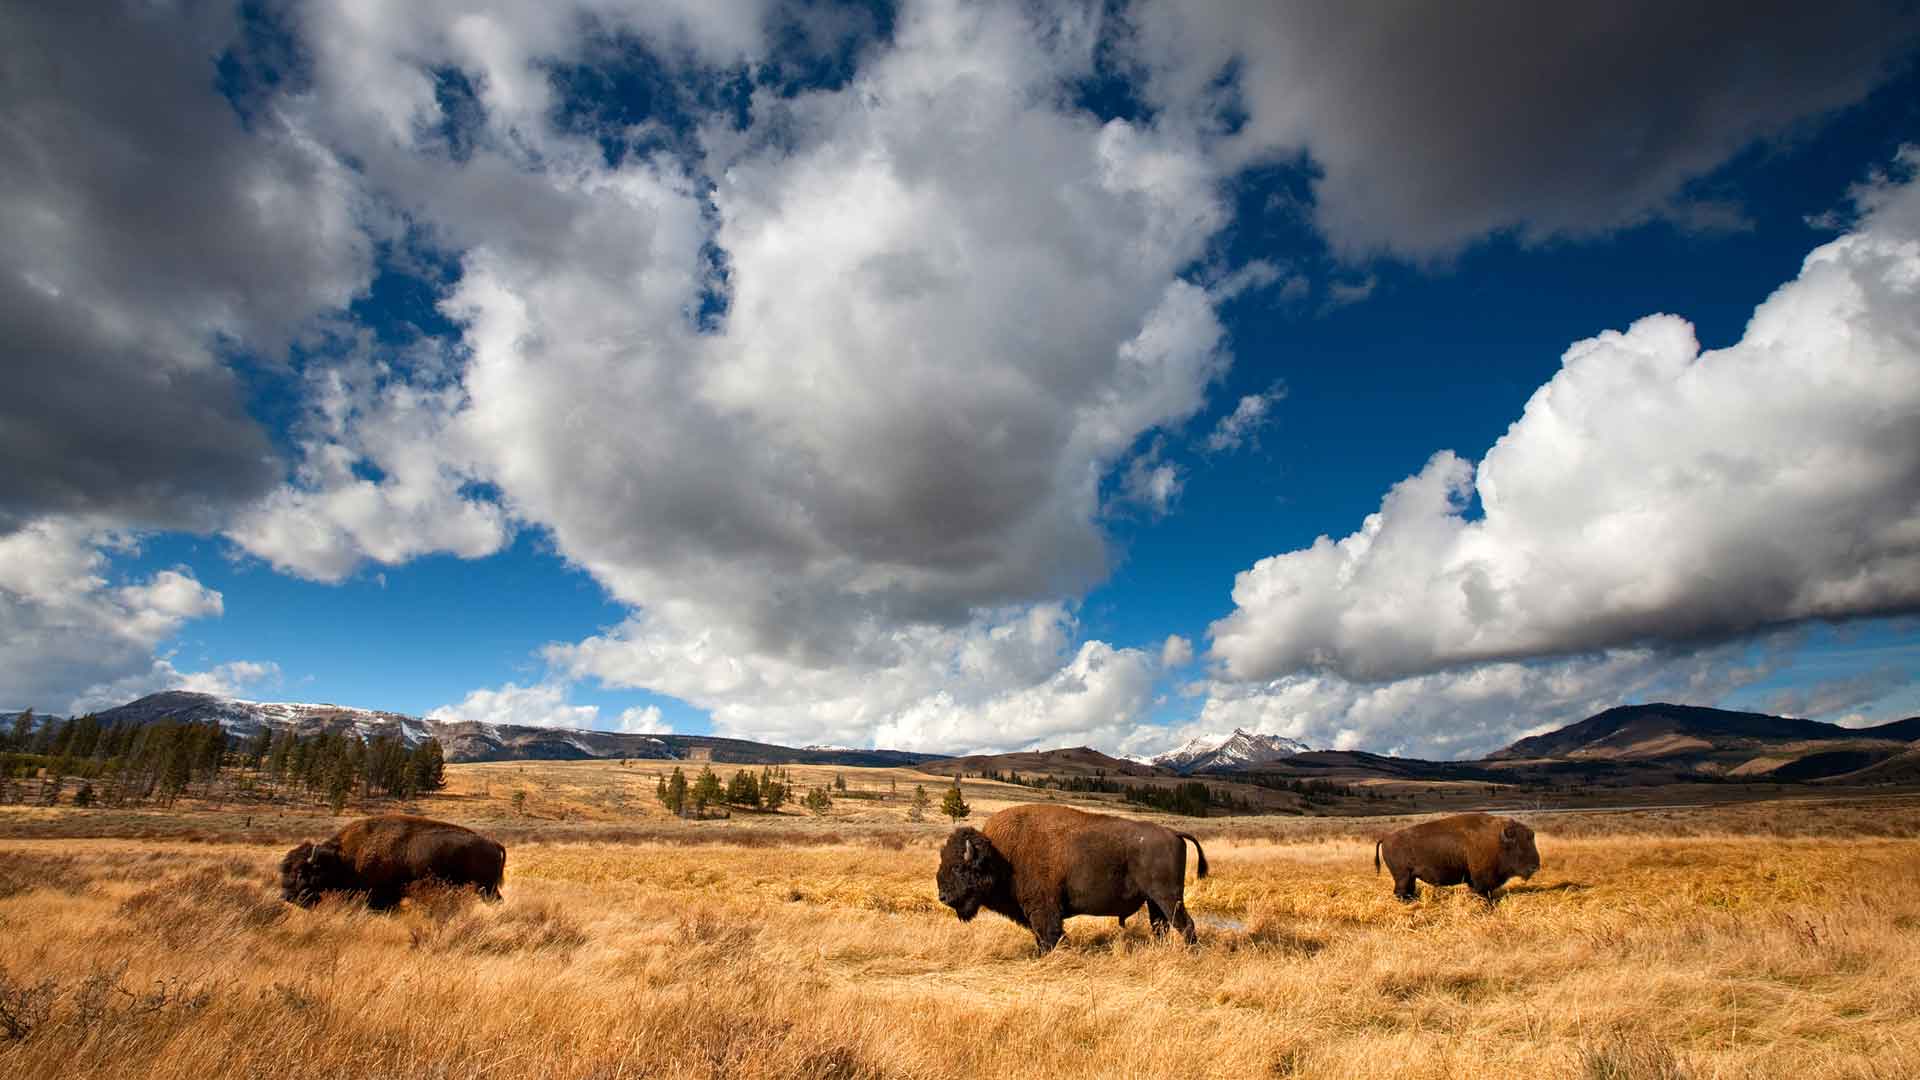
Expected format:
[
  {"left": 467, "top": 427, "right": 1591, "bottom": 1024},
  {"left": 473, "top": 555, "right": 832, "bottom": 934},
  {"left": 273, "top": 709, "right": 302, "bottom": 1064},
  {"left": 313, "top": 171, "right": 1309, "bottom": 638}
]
[{"left": 1150, "top": 728, "right": 1310, "bottom": 774}]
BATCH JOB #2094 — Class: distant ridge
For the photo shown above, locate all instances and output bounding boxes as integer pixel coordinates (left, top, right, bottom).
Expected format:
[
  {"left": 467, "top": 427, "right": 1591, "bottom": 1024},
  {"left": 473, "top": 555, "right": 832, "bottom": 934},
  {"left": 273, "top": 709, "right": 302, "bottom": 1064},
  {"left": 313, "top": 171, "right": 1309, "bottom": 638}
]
[
  {"left": 14, "top": 693, "right": 1918, "bottom": 787},
  {"left": 1491, "top": 702, "right": 1920, "bottom": 761},
  {"left": 77, "top": 692, "right": 947, "bottom": 768}
]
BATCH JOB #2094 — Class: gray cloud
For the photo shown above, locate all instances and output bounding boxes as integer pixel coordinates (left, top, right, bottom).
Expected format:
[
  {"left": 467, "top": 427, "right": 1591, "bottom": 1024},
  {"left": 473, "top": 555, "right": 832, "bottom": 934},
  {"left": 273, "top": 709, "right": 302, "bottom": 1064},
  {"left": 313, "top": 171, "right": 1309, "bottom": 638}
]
[
  {"left": 1128, "top": 1, "right": 1920, "bottom": 257},
  {"left": 0, "top": 2, "right": 374, "bottom": 532}
]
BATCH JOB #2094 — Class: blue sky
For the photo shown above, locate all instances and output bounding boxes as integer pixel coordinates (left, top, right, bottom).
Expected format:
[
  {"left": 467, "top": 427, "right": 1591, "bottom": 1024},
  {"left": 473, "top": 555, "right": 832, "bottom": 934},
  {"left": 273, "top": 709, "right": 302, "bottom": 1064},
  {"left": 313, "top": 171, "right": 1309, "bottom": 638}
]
[{"left": 4, "top": 1, "right": 1919, "bottom": 757}]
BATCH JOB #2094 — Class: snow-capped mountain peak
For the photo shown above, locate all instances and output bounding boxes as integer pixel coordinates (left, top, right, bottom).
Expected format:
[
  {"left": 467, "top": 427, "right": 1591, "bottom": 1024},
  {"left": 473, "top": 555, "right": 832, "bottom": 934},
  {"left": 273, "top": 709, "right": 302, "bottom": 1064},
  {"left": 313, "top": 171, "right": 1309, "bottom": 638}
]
[{"left": 1150, "top": 727, "right": 1309, "bottom": 773}]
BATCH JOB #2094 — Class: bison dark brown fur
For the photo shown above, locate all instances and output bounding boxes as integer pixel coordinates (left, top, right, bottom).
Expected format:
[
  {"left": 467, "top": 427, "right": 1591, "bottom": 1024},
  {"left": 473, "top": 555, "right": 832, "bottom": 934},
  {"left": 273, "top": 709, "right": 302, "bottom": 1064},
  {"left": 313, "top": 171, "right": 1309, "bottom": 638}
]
[
  {"left": 280, "top": 814, "right": 506, "bottom": 910},
  {"left": 1374, "top": 812, "right": 1539, "bottom": 903},
  {"left": 936, "top": 804, "right": 1208, "bottom": 953}
]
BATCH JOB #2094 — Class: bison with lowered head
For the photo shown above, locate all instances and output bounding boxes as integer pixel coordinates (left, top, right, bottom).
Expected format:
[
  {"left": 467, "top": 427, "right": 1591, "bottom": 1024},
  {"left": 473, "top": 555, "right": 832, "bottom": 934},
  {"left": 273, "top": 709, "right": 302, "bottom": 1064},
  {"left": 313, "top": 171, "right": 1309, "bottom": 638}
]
[
  {"left": 937, "top": 803, "right": 1208, "bottom": 953},
  {"left": 280, "top": 814, "right": 505, "bottom": 910},
  {"left": 1375, "top": 812, "right": 1539, "bottom": 903}
]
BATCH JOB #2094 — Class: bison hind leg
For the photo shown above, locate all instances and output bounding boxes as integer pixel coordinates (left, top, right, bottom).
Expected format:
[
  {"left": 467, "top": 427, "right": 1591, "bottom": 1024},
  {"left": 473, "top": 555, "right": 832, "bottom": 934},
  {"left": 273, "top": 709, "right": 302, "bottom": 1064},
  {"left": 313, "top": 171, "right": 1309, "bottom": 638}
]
[
  {"left": 1144, "top": 899, "right": 1170, "bottom": 938},
  {"left": 1147, "top": 892, "right": 1195, "bottom": 944},
  {"left": 1171, "top": 901, "right": 1196, "bottom": 945}
]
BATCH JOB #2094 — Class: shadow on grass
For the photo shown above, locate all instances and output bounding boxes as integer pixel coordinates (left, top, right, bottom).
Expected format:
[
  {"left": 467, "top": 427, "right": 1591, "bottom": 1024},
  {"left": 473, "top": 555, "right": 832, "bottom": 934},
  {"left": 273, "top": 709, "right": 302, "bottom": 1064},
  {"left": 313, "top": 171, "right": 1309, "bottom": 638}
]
[{"left": 1502, "top": 881, "right": 1590, "bottom": 896}]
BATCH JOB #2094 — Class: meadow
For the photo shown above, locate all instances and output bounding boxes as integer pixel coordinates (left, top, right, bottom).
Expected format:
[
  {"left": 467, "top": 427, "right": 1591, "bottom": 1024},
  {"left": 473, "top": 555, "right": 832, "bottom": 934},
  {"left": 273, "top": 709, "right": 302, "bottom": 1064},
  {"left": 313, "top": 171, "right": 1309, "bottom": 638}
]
[{"left": 2, "top": 762, "right": 1918, "bottom": 1079}]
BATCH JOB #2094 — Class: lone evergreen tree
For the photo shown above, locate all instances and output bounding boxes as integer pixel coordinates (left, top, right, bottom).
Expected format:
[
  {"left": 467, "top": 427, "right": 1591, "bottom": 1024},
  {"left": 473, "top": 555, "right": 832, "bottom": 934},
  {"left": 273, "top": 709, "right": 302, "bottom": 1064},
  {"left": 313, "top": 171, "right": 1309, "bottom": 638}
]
[
  {"left": 908, "top": 784, "right": 930, "bottom": 822},
  {"left": 940, "top": 779, "right": 970, "bottom": 822},
  {"left": 803, "top": 786, "right": 832, "bottom": 815},
  {"left": 663, "top": 766, "right": 688, "bottom": 815}
]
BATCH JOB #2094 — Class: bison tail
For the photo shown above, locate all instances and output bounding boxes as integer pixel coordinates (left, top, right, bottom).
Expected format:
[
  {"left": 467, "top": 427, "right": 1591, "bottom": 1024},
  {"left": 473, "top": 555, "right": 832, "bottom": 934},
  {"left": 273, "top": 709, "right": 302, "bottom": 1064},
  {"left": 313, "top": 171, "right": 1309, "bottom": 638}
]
[
  {"left": 1374, "top": 839, "right": 1382, "bottom": 875},
  {"left": 1176, "top": 832, "right": 1209, "bottom": 879}
]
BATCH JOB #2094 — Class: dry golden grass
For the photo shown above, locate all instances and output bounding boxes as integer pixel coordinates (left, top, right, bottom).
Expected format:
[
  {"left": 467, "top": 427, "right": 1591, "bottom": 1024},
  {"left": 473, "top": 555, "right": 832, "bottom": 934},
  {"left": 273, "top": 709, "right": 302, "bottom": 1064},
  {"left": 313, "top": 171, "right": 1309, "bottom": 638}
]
[{"left": 3, "top": 792, "right": 1919, "bottom": 1078}]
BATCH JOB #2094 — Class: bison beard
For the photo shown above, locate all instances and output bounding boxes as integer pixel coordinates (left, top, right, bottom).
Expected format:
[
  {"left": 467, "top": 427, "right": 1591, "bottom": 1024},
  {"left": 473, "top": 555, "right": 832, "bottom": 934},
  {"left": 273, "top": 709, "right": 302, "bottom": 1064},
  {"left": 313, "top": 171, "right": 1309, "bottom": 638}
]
[
  {"left": 935, "top": 804, "right": 1207, "bottom": 953},
  {"left": 1374, "top": 813, "right": 1540, "bottom": 904},
  {"left": 279, "top": 814, "right": 506, "bottom": 910}
]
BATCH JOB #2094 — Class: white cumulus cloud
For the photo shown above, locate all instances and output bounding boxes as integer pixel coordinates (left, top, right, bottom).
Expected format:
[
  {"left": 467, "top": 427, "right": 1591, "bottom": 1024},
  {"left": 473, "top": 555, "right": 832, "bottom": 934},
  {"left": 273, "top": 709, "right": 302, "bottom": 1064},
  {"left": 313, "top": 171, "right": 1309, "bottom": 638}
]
[
  {"left": 0, "top": 521, "right": 226, "bottom": 712},
  {"left": 1211, "top": 158, "right": 1920, "bottom": 684},
  {"left": 428, "top": 682, "right": 603, "bottom": 730}
]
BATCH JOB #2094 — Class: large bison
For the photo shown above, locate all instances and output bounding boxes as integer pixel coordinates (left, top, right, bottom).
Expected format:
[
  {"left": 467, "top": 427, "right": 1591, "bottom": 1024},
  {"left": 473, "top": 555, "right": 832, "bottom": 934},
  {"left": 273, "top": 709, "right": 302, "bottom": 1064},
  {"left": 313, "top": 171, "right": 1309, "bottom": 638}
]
[
  {"left": 936, "top": 804, "right": 1208, "bottom": 953},
  {"left": 1375, "top": 812, "right": 1539, "bottom": 903},
  {"left": 280, "top": 814, "right": 505, "bottom": 910}
]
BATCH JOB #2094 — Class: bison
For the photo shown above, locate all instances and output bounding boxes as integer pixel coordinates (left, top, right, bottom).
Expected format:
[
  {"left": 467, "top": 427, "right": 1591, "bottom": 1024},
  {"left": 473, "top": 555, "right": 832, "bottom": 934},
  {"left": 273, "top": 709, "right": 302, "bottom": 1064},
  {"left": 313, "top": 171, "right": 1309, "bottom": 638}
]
[
  {"left": 1375, "top": 812, "right": 1539, "bottom": 903},
  {"left": 937, "top": 803, "right": 1208, "bottom": 953},
  {"left": 280, "top": 814, "right": 505, "bottom": 910}
]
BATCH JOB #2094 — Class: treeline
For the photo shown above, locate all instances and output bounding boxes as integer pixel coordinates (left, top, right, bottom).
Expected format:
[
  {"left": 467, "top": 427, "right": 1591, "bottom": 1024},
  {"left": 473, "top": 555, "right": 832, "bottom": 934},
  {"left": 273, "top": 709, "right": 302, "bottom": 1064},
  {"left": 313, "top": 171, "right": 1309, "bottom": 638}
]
[
  {"left": 971, "top": 767, "right": 1251, "bottom": 817},
  {"left": 973, "top": 768, "right": 1127, "bottom": 794},
  {"left": 970, "top": 766, "right": 1373, "bottom": 816},
  {"left": 0, "top": 708, "right": 444, "bottom": 810},
  {"left": 657, "top": 764, "right": 795, "bottom": 817},
  {"left": 1241, "top": 775, "right": 1365, "bottom": 804},
  {"left": 1122, "top": 780, "right": 1254, "bottom": 817}
]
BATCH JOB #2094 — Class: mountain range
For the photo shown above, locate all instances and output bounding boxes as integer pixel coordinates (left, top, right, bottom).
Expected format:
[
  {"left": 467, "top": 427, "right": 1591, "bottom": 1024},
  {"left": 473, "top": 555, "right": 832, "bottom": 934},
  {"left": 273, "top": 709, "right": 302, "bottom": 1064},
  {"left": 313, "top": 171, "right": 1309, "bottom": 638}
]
[
  {"left": 4, "top": 691, "right": 944, "bottom": 769},
  {"left": 5, "top": 693, "right": 1917, "bottom": 787}
]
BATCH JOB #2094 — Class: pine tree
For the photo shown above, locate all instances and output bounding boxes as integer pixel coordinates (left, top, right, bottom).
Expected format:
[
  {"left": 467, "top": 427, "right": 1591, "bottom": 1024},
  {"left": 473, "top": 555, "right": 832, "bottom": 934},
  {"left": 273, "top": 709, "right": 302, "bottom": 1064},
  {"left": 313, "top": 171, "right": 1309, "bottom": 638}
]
[
  {"left": 245, "top": 727, "right": 273, "bottom": 769},
  {"left": 410, "top": 738, "right": 446, "bottom": 791},
  {"left": 159, "top": 732, "right": 193, "bottom": 807},
  {"left": 691, "top": 765, "right": 723, "bottom": 812},
  {"left": 4, "top": 708, "right": 30, "bottom": 752},
  {"left": 940, "top": 779, "right": 970, "bottom": 822},
  {"left": 833, "top": 773, "right": 847, "bottom": 793},
  {"left": 727, "top": 769, "right": 761, "bottom": 808},
  {"left": 803, "top": 786, "right": 832, "bottom": 815},
  {"left": 662, "top": 766, "right": 688, "bottom": 815},
  {"left": 48, "top": 717, "right": 76, "bottom": 758},
  {"left": 907, "top": 784, "right": 930, "bottom": 822},
  {"left": 328, "top": 754, "right": 354, "bottom": 814}
]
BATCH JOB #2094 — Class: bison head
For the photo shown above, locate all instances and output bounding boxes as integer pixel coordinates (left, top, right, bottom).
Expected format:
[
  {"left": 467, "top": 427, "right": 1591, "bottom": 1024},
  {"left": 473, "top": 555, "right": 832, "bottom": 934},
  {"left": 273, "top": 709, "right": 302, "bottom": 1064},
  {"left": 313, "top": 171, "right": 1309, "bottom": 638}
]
[
  {"left": 1502, "top": 820, "right": 1540, "bottom": 880},
  {"left": 279, "top": 840, "right": 349, "bottom": 906},
  {"left": 936, "top": 827, "right": 1006, "bottom": 922}
]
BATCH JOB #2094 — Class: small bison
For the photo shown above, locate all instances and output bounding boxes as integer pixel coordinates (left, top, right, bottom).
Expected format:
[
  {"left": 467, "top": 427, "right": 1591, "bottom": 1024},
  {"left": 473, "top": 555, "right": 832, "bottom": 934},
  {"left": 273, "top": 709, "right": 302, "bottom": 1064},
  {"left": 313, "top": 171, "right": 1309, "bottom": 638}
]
[
  {"left": 280, "top": 814, "right": 505, "bottom": 910},
  {"left": 1375, "top": 812, "right": 1539, "bottom": 903},
  {"left": 937, "top": 804, "right": 1208, "bottom": 953}
]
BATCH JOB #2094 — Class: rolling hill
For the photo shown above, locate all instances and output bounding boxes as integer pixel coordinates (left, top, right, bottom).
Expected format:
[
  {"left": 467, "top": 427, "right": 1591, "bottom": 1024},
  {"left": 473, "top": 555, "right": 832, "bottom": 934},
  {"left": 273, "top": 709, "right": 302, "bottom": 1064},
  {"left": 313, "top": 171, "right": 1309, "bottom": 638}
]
[{"left": 1489, "top": 703, "right": 1918, "bottom": 760}]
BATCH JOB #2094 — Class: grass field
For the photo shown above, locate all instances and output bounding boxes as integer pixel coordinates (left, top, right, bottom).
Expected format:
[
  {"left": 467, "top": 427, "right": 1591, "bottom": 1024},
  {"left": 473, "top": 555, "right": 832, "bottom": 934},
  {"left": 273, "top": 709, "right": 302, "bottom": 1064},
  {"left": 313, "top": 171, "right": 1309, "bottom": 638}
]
[{"left": 3, "top": 763, "right": 1918, "bottom": 1078}]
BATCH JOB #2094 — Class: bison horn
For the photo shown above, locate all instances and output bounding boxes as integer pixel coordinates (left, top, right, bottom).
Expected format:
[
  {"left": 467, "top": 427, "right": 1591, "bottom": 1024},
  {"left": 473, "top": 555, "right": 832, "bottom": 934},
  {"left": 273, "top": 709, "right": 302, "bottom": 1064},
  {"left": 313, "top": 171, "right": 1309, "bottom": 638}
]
[{"left": 963, "top": 838, "right": 974, "bottom": 861}]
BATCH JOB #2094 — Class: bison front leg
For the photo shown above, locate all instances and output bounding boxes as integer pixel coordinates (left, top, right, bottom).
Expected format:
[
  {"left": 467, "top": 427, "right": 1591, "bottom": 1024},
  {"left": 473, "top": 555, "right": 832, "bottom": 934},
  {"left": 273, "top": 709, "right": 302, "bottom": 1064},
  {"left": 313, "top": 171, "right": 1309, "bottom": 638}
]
[
  {"left": 1468, "top": 871, "right": 1501, "bottom": 906},
  {"left": 1030, "top": 907, "right": 1066, "bottom": 954},
  {"left": 1392, "top": 871, "right": 1418, "bottom": 902}
]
